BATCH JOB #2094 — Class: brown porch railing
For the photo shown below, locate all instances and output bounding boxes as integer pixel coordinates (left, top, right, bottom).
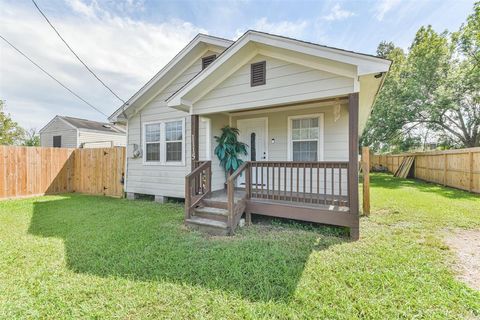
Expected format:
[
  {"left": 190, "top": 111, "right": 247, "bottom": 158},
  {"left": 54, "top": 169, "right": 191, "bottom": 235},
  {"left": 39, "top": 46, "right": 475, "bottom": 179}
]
[
  {"left": 185, "top": 161, "right": 211, "bottom": 219},
  {"left": 226, "top": 162, "right": 250, "bottom": 232},
  {"left": 248, "top": 161, "right": 349, "bottom": 207}
]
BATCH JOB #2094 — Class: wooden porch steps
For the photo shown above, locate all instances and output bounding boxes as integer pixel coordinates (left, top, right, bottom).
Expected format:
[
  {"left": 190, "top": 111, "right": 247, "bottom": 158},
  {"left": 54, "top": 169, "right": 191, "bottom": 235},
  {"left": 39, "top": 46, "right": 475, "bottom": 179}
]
[
  {"left": 185, "top": 215, "right": 229, "bottom": 236},
  {"left": 193, "top": 206, "right": 228, "bottom": 222},
  {"left": 201, "top": 199, "right": 228, "bottom": 209}
]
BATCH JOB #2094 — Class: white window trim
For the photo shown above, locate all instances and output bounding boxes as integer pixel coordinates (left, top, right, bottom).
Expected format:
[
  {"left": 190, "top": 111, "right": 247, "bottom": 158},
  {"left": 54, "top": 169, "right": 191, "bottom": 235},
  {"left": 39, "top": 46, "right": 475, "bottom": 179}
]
[
  {"left": 287, "top": 113, "right": 324, "bottom": 161},
  {"left": 142, "top": 118, "right": 186, "bottom": 166}
]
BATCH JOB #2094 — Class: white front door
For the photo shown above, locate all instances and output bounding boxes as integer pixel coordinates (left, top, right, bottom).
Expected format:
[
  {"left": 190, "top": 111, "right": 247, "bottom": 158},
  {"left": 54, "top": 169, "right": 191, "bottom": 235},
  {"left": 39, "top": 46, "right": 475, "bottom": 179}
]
[{"left": 237, "top": 118, "right": 268, "bottom": 186}]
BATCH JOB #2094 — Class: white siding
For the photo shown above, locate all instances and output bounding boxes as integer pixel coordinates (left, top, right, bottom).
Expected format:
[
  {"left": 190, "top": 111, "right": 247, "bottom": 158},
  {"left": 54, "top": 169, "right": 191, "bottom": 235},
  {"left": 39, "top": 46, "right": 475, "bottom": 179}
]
[
  {"left": 194, "top": 55, "right": 354, "bottom": 114},
  {"left": 78, "top": 129, "right": 126, "bottom": 148},
  {"left": 40, "top": 118, "right": 77, "bottom": 148},
  {"left": 125, "top": 52, "right": 217, "bottom": 197}
]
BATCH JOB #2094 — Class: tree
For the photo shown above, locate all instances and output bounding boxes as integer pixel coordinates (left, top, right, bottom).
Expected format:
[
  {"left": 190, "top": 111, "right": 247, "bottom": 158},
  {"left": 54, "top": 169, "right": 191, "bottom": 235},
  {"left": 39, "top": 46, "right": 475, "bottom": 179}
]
[
  {"left": 214, "top": 126, "right": 247, "bottom": 178},
  {"left": 22, "top": 128, "right": 40, "bottom": 146},
  {"left": 0, "top": 100, "right": 24, "bottom": 145},
  {"left": 362, "top": 2, "right": 480, "bottom": 151}
]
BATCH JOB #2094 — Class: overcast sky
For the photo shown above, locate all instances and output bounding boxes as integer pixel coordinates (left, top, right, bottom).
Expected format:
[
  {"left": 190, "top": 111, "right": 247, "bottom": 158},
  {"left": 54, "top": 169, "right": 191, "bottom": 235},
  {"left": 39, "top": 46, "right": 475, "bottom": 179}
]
[{"left": 0, "top": 0, "right": 475, "bottom": 130}]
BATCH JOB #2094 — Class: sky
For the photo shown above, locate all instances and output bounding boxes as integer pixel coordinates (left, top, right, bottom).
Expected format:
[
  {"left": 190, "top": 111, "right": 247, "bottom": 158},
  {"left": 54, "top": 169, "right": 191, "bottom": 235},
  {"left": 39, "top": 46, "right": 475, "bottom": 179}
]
[{"left": 0, "top": 0, "right": 475, "bottom": 130}]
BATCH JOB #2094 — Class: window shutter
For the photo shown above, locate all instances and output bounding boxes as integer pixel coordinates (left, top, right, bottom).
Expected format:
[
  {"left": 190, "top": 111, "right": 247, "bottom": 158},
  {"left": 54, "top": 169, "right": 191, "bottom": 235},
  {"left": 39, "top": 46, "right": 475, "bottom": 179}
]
[
  {"left": 202, "top": 55, "right": 216, "bottom": 70},
  {"left": 251, "top": 61, "right": 266, "bottom": 86}
]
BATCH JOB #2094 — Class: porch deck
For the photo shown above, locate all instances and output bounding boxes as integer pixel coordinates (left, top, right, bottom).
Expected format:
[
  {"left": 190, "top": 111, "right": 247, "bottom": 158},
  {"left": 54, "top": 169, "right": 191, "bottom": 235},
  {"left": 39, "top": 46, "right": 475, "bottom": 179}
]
[
  {"left": 208, "top": 189, "right": 349, "bottom": 212},
  {"left": 185, "top": 159, "right": 358, "bottom": 238}
]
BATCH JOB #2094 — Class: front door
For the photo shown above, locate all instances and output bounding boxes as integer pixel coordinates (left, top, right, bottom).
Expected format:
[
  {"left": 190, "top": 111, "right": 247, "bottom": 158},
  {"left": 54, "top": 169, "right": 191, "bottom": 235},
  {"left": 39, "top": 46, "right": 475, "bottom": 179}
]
[{"left": 237, "top": 118, "right": 268, "bottom": 186}]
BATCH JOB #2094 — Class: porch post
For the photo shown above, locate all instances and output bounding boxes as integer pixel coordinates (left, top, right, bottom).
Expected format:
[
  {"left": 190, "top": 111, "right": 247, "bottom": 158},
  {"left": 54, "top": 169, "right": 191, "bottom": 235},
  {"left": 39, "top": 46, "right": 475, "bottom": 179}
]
[
  {"left": 191, "top": 115, "right": 199, "bottom": 170},
  {"left": 348, "top": 92, "right": 360, "bottom": 240}
]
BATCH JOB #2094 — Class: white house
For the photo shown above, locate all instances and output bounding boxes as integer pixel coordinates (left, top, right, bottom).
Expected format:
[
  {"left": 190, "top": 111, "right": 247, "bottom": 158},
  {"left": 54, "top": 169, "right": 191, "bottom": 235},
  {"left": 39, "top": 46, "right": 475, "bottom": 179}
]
[
  {"left": 109, "top": 30, "right": 391, "bottom": 238},
  {"left": 40, "top": 115, "right": 126, "bottom": 148}
]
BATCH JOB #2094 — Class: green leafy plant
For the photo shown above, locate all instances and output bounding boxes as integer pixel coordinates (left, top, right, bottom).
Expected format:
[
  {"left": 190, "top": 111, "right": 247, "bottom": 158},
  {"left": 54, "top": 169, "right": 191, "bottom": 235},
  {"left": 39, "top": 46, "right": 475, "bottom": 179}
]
[{"left": 214, "top": 126, "right": 247, "bottom": 177}]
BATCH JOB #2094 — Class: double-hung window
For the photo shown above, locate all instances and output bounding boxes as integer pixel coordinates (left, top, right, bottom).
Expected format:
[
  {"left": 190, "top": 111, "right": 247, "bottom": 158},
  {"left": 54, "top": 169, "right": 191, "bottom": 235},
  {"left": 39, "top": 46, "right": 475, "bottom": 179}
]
[
  {"left": 289, "top": 115, "right": 323, "bottom": 161},
  {"left": 165, "top": 120, "right": 183, "bottom": 162},
  {"left": 144, "top": 118, "right": 185, "bottom": 165},
  {"left": 145, "top": 123, "right": 161, "bottom": 162}
]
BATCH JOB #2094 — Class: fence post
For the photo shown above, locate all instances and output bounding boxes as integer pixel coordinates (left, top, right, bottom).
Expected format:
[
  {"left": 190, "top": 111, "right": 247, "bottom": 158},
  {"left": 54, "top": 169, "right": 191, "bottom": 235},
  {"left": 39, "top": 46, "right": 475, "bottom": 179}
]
[
  {"left": 443, "top": 153, "right": 447, "bottom": 186},
  {"left": 362, "top": 147, "right": 370, "bottom": 216},
  {"left": 469, "top": 151, "right": 473, "bottom": 192}
]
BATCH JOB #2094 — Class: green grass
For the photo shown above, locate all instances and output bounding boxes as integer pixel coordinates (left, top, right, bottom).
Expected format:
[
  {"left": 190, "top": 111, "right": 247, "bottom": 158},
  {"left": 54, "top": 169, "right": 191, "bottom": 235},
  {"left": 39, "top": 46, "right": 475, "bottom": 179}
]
[{"left": 0, "top": 173, "right": 479, "bottom": 319}]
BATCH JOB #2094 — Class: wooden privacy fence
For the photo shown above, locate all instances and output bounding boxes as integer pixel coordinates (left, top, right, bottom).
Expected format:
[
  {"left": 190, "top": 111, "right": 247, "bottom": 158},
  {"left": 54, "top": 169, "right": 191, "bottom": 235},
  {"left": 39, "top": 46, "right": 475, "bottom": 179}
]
[
  {"left": 0, "top": 146, "right": 126, "bottom": 199},
  {"left": 371, "top": 147, "right": 480, "bottom": 193}
]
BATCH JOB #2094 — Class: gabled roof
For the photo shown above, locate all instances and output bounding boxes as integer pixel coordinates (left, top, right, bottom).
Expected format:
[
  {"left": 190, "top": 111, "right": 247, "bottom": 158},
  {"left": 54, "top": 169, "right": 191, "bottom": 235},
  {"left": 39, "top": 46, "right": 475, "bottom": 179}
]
[
  {"left": 40, "top": 115, "right": 126, "bottom": 134},
  {"left": 108, "top": 34, "right": 233, "bottom": 122},
  {"left": 166, "top": 30, "right": 391, "bottom": 108}
]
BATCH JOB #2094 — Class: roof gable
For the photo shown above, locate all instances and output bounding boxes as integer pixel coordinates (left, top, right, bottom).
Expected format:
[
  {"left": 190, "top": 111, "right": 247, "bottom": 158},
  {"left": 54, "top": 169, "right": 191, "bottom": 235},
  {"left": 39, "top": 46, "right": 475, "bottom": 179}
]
[
  {"left": 166, "top": 30, "right": 391, "bottom": 109},
  {"left": 109, "top": 34, "right": 233, "bottom": 122},
  {"left": 41, "top": 116, "right": 125, "bottom": 134},
  {"left": 191, "top": 54, "right": 354, "bottom": 114}
]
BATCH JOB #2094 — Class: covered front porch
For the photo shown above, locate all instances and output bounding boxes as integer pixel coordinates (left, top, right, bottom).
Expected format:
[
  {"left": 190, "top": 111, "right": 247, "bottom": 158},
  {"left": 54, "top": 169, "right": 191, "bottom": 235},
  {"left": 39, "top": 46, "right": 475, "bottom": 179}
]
[{"left": 185, "top": 93, "right": 360, "bottom": 239}]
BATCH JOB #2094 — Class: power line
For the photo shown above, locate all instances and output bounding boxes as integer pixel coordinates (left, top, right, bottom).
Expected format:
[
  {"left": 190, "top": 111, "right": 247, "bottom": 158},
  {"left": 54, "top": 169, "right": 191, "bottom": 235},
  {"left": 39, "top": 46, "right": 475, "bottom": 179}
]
[
  {"left": 31, "top": 0, "right": 127, "bottom": 105},
  {"left": 0, "top": 34, "right": 109, "bottom": 118}
]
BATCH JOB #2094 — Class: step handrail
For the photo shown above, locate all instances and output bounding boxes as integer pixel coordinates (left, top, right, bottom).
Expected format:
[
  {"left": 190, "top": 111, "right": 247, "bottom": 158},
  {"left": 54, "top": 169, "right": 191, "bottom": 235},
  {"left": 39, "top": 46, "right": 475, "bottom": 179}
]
[
  {"left": 226, "top": 161, "right": 250, "bottom": 233},
  {"left": 185, "top": 161, "right": 212, "bottom": 220}
]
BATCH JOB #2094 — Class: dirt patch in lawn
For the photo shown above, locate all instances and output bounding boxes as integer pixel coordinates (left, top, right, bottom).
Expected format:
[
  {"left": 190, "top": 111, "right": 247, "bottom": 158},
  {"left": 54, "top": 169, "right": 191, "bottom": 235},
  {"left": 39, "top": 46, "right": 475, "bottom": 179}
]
[{"left": 444, "top": 229, "right": 480, "bottom": 291}]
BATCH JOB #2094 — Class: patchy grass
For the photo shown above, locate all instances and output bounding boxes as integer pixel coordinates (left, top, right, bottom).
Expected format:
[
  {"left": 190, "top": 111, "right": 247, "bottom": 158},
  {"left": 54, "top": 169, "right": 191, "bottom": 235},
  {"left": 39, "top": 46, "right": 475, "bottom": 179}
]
[{"left": 0, "top": 173, "right": 479, "bottom": 319}]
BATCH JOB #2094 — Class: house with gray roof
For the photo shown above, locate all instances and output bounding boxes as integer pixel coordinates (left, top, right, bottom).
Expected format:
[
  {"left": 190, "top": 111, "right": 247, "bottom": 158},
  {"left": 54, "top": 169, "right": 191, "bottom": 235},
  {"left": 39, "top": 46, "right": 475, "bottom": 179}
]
[{"left": 40, "top": 115, "right": 126, "bottom": 148}]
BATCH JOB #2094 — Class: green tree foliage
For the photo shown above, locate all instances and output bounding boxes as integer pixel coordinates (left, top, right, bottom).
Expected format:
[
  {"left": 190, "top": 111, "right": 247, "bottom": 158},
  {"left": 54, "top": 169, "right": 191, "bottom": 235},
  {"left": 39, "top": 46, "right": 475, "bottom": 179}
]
[
  {"left": 0, "top": 100, "right": 25, "bottom": 145},
  {"left": 362, "top": 2, "right": 480, "bottom": 151},
  {"left": 22, "top": 128, "right": 40, "bottom": 146},
  {"left": 214, "top": 126, "right": 247, "bottom": 177}
]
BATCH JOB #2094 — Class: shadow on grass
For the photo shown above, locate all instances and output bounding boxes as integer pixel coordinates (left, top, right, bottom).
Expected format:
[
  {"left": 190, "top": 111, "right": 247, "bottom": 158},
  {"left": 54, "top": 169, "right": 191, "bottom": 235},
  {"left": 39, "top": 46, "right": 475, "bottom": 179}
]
[
  {"left": 370, "top": 173, "right": 479, "bottom": 201},
  {"left": 28, "top": 195, "right": 346, "bottom": 302}
]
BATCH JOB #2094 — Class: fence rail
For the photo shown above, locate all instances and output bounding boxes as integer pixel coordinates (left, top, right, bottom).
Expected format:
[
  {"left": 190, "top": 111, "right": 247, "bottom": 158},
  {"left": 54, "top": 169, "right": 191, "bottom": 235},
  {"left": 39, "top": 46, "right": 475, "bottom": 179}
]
[
  {"left": 371, "top": 147, "right": 480, "bottom": 193},
  {"left": 0, "top": 146, "right": 125, "bottom": 199}
]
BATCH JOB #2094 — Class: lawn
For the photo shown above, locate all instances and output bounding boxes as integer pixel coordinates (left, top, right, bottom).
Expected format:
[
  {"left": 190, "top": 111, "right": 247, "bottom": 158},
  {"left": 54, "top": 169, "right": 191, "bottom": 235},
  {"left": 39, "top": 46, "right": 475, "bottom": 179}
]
[{"left": 0, "top": 174, "right": 479, "bottom": 319}]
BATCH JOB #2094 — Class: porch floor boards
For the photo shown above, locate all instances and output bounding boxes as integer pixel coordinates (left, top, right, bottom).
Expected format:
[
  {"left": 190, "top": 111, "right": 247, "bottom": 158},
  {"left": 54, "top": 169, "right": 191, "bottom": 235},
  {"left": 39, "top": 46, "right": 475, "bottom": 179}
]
[{"left": 206, "top": 189, "right": 349, "bottom": 212}]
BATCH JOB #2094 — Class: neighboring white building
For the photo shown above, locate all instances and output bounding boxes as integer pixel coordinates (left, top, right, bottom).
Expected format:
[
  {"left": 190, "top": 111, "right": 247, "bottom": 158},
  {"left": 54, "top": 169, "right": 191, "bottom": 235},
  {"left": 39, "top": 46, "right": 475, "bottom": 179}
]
[
  {"left": 40, "top": 115, "right": 126, "bottom": 148},
  {"left": 109, "top": 30, "right": 391, "bottom": 238}
]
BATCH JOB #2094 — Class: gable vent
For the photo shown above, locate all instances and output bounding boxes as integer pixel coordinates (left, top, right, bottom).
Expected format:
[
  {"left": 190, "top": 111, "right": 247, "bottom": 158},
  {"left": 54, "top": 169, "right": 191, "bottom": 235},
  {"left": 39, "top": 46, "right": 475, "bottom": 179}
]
[
  {"left": 202, "top": 55, "right": 216, "bottom": 70},
  {"left": 251, "top": 61, "right": 266, "bottom": 86}
]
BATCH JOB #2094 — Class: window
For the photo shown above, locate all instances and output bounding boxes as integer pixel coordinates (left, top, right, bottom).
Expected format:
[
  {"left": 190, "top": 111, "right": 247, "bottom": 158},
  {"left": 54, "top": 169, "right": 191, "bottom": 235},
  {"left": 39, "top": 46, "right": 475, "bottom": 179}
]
[
  {"left": 53, "top": 135, "right": 61, "bottom": 148},
  {"left": 251, "top": 61, "right": 266, "bottom": 86},
  {"left": 145, "top": 123, "right": 161, "bottom": 162},
  {"left": 202, "top": 55, "right": 216, "bottom": 70},
  {"left": 143, "top": 118, "right": 185, "bottom": 165},
  {"left": 165, "top": 120, "right": 183, "bottom": 162},
  {"left": 289, "top": 115, "right": 323, "bottom": 161}
]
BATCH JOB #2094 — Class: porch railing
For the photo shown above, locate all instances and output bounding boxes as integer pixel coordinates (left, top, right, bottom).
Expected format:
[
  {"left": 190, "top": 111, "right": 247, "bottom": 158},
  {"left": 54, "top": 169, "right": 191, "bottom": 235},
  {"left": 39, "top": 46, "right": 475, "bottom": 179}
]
[
  {"left": 226, "top": 162, "right": 250, "bottom": 231},
  {"left": 248, "top": 161, "right": 350, "bottom": 207},
  {"left": 185, "top": 161, "right": 211, "bottom": 219}
]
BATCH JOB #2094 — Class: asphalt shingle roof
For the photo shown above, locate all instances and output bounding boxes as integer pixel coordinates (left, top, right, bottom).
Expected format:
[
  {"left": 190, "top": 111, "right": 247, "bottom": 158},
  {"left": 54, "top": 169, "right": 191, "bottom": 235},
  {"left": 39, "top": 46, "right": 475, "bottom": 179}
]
[{"left": 59, "top": 116, "right": 125, "bottom": 134}]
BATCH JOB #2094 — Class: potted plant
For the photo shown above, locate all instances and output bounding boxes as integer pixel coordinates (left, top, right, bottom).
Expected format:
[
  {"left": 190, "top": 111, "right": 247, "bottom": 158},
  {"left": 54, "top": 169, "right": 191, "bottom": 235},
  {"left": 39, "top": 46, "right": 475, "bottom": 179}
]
[{"left": 214, "top": 126, "right": 248, "bottom": 182}]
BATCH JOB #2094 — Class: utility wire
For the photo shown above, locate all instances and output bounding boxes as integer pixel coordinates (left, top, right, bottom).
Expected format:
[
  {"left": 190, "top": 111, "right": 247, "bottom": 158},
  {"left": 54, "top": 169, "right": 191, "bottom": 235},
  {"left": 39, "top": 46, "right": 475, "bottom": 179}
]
[
  {"left": 0, "top": 34, "right": 109, "bottom": 117},
  {"left": 31, "top": 0, "right": 127, "bottom": 105}
]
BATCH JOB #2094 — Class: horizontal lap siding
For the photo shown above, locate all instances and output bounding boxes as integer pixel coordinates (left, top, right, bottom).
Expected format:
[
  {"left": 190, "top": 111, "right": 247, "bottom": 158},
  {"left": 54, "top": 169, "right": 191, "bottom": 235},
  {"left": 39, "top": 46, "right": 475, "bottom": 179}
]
[
  {"left": 125, "top": 52, "right": 218, "bottom": 198},
  {"left": 40, "top": 118, "right": 78, "bottom": 148},
  {"left": 78, "top": 130, "right": 126, "bottom": 147},
  {"left": 194, "top": 55, "right": 354, "bottom": 114}
]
